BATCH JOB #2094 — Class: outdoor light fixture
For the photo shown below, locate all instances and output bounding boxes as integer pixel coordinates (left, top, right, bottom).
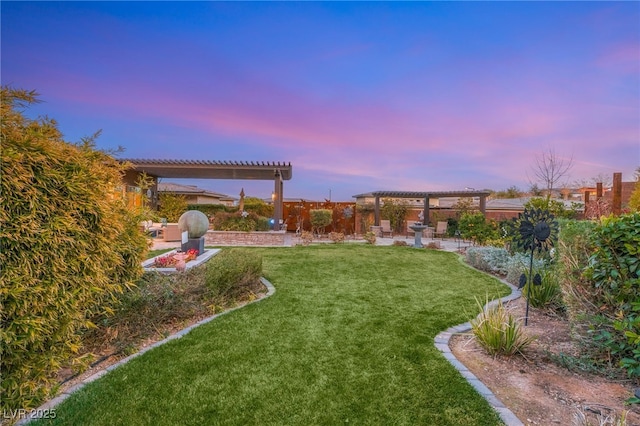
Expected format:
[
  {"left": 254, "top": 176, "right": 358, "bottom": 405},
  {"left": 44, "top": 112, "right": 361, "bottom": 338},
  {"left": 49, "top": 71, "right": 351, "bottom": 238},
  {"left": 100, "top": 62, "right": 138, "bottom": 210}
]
[{"left": 511, "top": 207, "right": 558, "bottom": 325}]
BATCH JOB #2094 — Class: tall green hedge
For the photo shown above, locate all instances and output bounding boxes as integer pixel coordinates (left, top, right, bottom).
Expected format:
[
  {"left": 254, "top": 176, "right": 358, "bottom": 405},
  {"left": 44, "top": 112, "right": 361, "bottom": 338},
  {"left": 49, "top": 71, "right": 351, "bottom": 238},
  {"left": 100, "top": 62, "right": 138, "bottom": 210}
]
[
  {"left": 0, "top": 87, "right": 149, "bottom": 411},
  {"left": 586, "top": 213, "right": 640, "bottom": 379},
  {"left": 557, "top": 215, "right": 640, "bottom": 379}
]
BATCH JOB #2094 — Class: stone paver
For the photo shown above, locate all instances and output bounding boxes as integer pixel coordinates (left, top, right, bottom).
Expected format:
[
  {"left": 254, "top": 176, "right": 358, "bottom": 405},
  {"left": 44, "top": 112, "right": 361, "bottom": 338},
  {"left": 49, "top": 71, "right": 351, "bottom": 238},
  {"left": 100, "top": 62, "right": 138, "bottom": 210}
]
[{"left": 434, "top": 279, "right": 525, "bottom": 426}]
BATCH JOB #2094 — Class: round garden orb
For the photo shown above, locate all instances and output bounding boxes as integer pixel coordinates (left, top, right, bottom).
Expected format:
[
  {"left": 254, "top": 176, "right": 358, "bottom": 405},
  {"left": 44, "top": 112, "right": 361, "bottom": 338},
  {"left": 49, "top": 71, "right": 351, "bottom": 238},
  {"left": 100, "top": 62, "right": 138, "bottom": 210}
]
[{"left": 178, "top": 210, "right": 209, "bottom": 238}]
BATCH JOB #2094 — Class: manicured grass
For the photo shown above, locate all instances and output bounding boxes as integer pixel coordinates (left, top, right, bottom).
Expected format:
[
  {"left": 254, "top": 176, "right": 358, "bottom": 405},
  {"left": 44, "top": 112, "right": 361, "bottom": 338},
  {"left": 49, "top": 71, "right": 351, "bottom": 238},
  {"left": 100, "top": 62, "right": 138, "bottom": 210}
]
[
  {"left": 145, "top": 248, "right": 175, "bottom": 259},
  {"left": 38, "top": 245, "right": 510, "bottom": 425}
]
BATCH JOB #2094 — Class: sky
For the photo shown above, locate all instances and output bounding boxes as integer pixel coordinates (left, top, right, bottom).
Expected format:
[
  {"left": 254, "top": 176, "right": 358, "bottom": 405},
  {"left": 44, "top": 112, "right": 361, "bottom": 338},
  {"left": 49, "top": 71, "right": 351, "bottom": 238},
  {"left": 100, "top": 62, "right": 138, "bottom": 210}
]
[{"left": 2, "top": 1, "right": 639, "bottom": 201}]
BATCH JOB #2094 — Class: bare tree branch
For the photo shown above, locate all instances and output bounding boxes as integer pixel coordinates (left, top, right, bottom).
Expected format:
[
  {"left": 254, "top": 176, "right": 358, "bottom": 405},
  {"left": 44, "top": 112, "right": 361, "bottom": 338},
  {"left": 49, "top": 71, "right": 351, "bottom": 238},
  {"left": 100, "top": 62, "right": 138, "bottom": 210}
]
[{"left": 529, "top": 148, "right": 574, "bottom": 198}]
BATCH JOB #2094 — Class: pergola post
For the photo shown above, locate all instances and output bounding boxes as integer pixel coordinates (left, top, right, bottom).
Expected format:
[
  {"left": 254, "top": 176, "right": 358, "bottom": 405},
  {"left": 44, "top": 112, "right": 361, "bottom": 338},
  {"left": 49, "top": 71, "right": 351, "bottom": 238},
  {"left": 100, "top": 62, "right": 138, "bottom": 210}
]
[
  {"left": 612, "top": 172, "right": 622, "bottom": 215},
  {"left": 479, "top": 195, "right": 487, "bottom": 216},
  {"left": 374, "top": 196, "right": 381, "bottom": 226},
  {"left": 423, "top": 197, "right": 430, "bottom": 225},
  {"left": 273, "top": 170, "right": 283, "bottom": 231}
]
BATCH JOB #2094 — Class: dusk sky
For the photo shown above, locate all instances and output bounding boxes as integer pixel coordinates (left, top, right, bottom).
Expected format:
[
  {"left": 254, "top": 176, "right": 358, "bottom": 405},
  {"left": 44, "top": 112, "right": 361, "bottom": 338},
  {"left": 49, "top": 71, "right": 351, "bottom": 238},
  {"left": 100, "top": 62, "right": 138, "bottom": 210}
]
[{"left": 3, "top": 1, "right": 639, "bottom": 201}]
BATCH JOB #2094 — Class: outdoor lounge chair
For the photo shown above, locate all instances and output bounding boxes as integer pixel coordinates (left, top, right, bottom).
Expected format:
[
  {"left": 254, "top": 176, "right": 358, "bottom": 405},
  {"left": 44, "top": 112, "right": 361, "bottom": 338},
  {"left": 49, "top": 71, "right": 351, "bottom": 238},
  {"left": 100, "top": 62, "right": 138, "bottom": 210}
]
[
  {"left": 380, "top": 220, "right": 393, "bottom": 237},
  {"left": 406, "top": 223, "right": 414, "bottom": 239},
  {"left": 162, "top": 224, "right": 182, "bottom": 242},
  {"left": 434, "top": 221, "right": 448, "bottom": 239}
]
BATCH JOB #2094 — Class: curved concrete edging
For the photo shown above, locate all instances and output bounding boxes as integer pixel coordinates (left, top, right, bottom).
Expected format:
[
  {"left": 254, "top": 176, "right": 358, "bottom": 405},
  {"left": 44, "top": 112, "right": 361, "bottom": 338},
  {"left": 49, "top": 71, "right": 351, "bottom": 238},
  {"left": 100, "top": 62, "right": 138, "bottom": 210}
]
[
  {"left": 434, "top": 256, "right": 525, "bottom": 426},
  {"left": 21, "top": 278, "right": 276, "bottom": 425}
]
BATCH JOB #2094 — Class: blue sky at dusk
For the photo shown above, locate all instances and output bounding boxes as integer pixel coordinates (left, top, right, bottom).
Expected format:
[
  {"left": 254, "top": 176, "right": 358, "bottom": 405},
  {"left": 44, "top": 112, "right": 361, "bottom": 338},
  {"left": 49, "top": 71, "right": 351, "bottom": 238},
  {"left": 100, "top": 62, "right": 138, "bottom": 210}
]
[{"left": 2, "top": 1, "right": 639, "bottom": 201}]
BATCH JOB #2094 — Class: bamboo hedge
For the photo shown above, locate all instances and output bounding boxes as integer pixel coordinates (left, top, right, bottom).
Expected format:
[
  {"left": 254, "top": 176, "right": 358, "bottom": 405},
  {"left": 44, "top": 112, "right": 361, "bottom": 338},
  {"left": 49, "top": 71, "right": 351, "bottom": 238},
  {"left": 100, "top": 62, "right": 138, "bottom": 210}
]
[{"left": 0, "top": 87, "right": 150, "bottom": 412}]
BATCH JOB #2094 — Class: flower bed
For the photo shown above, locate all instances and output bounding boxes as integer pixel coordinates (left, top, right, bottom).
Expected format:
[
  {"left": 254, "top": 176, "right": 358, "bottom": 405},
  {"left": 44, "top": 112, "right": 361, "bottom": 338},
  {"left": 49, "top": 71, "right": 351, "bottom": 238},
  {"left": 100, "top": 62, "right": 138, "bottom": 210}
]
[
  {"left": 151, "top": 249, "right": 199, "bottom": 268},
  {"left": 142, "top": 248, "right": 220, "bottom": 273}
]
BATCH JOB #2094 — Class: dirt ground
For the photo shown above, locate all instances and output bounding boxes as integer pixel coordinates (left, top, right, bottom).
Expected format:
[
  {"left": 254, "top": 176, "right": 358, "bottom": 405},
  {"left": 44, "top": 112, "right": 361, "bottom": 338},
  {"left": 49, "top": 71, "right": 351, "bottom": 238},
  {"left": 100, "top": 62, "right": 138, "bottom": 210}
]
[{"left": 450, "top": 297, "right": 640, "bottom": 426}]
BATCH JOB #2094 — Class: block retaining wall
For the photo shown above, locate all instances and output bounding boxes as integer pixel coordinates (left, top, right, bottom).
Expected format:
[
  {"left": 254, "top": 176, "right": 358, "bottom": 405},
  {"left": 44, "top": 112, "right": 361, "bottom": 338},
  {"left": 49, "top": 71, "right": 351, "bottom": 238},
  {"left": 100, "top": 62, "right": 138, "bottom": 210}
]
[{"left": 204, "top": 230, "right": 292, "bottom": 246}]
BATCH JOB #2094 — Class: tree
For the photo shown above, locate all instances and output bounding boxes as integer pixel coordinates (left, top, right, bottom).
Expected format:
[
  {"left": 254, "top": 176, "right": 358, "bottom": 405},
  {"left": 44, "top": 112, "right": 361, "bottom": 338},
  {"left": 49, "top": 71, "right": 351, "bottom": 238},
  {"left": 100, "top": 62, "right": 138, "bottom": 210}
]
[
  {"left": 529, "top": 148, "right": 573, "bottom": 199},
  {"left": 380, "top": 198, "right": 409, "bottom": 233},
  {"left": 452, "top": 197, "right": 475, "bottom": 216},
  {"left": 310, "top": 209, "right": 332, "bottom": 235},
  {"left": 243, "top": 196, "right": 274, "bottom": 218},
  {"left": 494, "top": 186, "right": 523, "bottom": 199},
  {"left": 574, "top": 173, "right": 612, "bottom": 189},
  {"left": 158, "top": 193, "right": 188, "bottom": 222}
]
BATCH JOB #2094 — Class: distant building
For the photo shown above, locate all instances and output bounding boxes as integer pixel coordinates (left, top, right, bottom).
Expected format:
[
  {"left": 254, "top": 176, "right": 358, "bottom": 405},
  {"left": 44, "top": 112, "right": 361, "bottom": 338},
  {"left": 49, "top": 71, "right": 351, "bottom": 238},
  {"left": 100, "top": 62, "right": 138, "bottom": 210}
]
[{"left": 158, "top": 182, "right": 236, "bottom": 206}]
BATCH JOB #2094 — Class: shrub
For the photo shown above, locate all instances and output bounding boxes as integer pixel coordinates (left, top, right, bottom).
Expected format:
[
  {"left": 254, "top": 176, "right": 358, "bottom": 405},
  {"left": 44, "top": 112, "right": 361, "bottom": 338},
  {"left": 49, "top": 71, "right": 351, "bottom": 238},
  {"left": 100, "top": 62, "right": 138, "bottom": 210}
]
[
  {"left": 363, "top": 231, "right": 376, "bottom": 244},
  {"left": 158, "top": 193, "right": 188, "bottom": 222},
  {"left": 212, "top": 211, "right": 269, "bottom": 231},
  {"left": 505, "top": 253, "right": 547, "bottom": 286},
  {"left": 522, "top": 270, "right": 563, "bottom": 310},
  {"left": 458, "top": 212, "right": 500, "bottom": 245},
  {"left": 328, "top": 232, "right": 345, "bottom": 243},
  {"left": 299, "top": 231, "right": 314, "bottom": 246},
  {"left": 310, "top": 209, "right": 332, "bottom": 235},
  {"left": 0, "top": 87, "right": 149, "bottom": 411},
  {"left": 393, "top": 240, "right": 408, "bottom": 247},
  {"left": 424, "top": 241, "right": 440, "bottom": 249},
  {"left": 465, "top": 247, "right": 511, "bottom": 275},
  {"left": 85, "top": 268, "right": 208, "bottom": 354},
  {"left": 471, "top": 297, "right": 537, "bottom": 356},
  {"left": 524, "top": 197, "right": 580, "bottom": 219},
  {"left": 243, "top": 197, "right": 274, "bottom": 218},
  {"left": 586, "top": 213, "right": 640, "bottom": 379},
  {"left": 188, "top": 204, "right": 234, "bottom": 218},
  {"left": 380, "top": 198, "right": 409, "bottom": 234},
  {"left": 205, "top": 249, "right": 263, "bottom": 300},
  {"left": 556, "top": 219, "right": 597, "bottom": 327}
]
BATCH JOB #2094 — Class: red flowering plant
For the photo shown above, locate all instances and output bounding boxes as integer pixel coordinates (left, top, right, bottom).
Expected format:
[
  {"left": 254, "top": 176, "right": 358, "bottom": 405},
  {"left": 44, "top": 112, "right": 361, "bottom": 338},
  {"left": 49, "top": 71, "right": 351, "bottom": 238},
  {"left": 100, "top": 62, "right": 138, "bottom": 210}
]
[{"left": 152, "top": 249, "right": 199, "bottom": 268}]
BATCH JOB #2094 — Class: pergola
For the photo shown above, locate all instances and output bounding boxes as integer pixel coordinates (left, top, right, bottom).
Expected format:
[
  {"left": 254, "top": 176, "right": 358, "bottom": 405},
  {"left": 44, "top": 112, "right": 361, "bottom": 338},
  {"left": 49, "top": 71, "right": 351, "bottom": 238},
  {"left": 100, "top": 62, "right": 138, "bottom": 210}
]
[
  {"left": 355, "top": 190, "right": 492, "bottom": 226},
  {"left": 121, "top": 159, "right": 292, "bottom": 231}
]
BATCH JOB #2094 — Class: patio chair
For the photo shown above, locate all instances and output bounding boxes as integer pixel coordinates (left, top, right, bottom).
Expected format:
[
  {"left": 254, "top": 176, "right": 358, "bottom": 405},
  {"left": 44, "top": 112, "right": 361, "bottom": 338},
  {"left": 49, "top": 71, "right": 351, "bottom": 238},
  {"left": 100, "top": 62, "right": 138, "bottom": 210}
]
[
  {"left": 434, "top": 221, "right": 448, "bottom": 239},
  {"left": 406, "top": 223, "right": 414, "bottom": 239},
  {"left": 162, "top": 224, "right": 183, "bottom": 242},
  {"left": 380, "top": 220, "right": 393, "bottom": 237}
]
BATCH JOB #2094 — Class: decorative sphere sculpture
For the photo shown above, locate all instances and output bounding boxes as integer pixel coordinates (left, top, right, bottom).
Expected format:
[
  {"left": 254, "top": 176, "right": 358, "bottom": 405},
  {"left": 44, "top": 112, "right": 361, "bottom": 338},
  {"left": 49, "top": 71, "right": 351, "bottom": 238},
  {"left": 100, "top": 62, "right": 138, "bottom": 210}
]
[{"left": 178, "top": 210, "right": 209, "bottom": 238}]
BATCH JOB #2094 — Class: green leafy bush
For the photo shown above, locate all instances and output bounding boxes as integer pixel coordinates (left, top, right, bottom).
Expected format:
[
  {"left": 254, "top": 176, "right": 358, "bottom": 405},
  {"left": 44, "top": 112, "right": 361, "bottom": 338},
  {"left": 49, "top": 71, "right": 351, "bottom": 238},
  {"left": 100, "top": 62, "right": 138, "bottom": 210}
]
[
  {"left": 458, "top": 212, "right": 500, "bottom": 245},
  {"left": 586, "top": 213, "right": 640, "bottom": 379},
  {"left": 0, "top": 87, "right": 149, "bottom": 411},
  {"left": 205, "top": 249, "right": 263, "bottom": 299},
  {"left": 380, "top": 198, "right": 409, "bottom": 234},
  {"left": 310, "top": 209, "right": 332, "bottom": 235},
  {"left": 243, "top": 197, "right": 274, "bottom": 218},
  {"left": 212, "top": 211, "right": 269, "bottom": 231},
  {"left": 188, "top": 204, "right": 234, "bottom": 218},
  {"left": 524, "top": 197, "right": 580, "bottom": 219},
  {"left": 470, "top": 297, "right": 536, "bottom": 356},
  {"left": 158, "top": 193, "right": 188, "bottom": 222}
]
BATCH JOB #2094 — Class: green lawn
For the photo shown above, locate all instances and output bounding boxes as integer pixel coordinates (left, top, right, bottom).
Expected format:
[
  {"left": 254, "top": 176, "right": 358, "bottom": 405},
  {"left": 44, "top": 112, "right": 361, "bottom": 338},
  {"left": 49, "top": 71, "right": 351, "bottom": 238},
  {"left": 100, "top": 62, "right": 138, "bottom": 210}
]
[{"left": 39, "top": 245, "right": 510, "bottom": 425}]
